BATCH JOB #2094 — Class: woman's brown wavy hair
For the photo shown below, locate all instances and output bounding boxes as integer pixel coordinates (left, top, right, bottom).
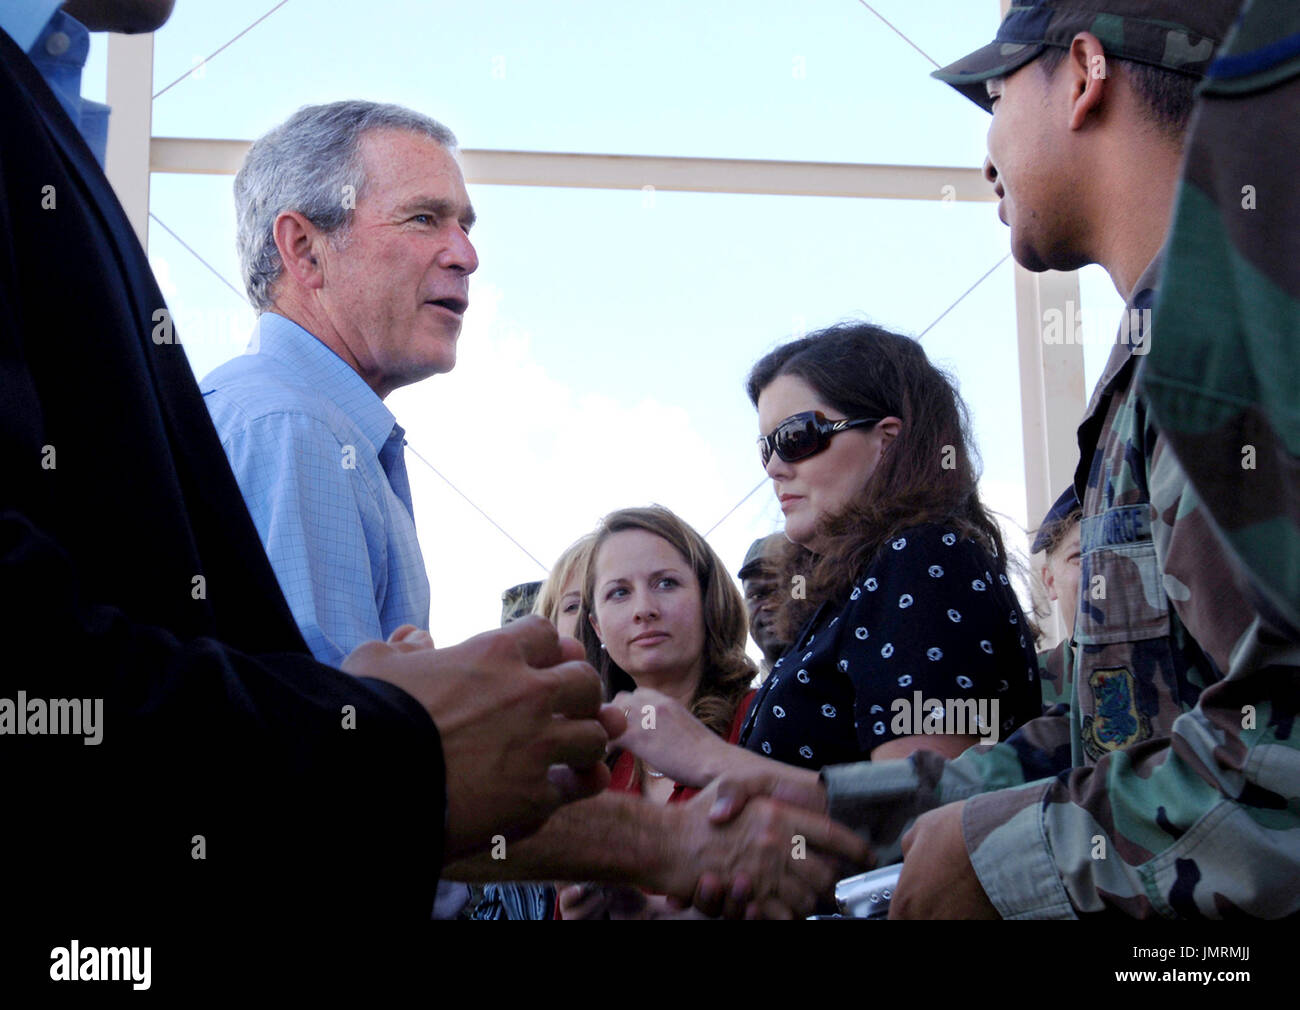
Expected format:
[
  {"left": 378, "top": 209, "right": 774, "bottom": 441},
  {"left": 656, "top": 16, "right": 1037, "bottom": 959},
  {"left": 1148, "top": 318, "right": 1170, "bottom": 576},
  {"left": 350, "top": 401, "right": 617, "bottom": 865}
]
[
  {"left": 576, "top": 505, "right": 755, "bottom": 740},
  {"left": 747, "top": 321, "right": 1010, "bottom": 640}
]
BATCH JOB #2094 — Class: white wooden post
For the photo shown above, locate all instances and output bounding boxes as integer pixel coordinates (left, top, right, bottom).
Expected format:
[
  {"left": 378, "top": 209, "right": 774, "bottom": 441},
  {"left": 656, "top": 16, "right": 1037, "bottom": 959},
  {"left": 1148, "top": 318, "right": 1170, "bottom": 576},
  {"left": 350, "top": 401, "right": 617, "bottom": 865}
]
[{"left": 105, "top": 32, "right": 155, "bottom": 250}]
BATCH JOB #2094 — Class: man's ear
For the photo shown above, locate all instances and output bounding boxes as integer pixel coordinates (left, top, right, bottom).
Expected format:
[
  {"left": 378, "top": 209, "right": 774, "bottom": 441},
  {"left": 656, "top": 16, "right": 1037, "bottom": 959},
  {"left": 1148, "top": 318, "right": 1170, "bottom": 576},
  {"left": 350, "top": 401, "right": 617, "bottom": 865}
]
[
  {"left": 1065, "top": 32, "right": 1109, "bottom": 131},
  {"left": 1041, "top": 563, "right": 1059, "bottom": 602},
  {"left": 272, "top": 211, "right": 328, "bottom": 293}
]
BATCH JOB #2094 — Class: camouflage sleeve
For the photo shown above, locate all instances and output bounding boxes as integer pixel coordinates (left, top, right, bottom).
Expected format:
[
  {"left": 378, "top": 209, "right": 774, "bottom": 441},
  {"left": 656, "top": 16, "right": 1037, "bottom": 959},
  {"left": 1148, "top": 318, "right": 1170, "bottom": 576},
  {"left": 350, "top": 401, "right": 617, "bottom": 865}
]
[
  {"left": 1140, "top": 0, "right": 1300, "bottom": 640},
  {"left": 966, "top": 619, "right": 1300, "bottom": 918},
  {"left": 965, "top": 399, "right": 1298, "bottom": 918},
  {"left": 821, "top": 706, "right": 1073, "bottom": 856},
  {"left": 1037, "top": 637, "right": 1073, "bottom": 711}
]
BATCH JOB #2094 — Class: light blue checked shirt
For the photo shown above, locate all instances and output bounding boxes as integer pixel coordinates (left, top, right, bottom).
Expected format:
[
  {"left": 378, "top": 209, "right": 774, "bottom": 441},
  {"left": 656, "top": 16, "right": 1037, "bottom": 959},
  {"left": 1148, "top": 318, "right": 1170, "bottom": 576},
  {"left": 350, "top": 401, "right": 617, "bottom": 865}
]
[{"left": 201, "top": 313, "right": 431, "bottom": 668}]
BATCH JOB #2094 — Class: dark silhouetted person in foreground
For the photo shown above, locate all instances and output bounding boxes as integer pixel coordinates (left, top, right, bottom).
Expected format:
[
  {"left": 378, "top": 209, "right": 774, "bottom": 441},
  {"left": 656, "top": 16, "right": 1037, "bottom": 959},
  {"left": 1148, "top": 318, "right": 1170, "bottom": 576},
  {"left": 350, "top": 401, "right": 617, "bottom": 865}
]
[{"left": 0, "top": 0, "right": 614, "bottom": 938}]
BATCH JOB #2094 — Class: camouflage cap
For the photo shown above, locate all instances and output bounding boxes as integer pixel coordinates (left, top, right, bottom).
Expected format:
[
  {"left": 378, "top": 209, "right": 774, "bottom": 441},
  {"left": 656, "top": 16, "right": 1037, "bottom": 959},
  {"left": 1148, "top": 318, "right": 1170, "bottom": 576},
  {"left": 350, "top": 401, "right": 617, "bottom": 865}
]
[
  {"left": 932, "top": 0, "right": 1243, "bottom": 112},
  {"left": 1030, "top": 485, "right": 1081, "bottom": 554},
  {"left": 737, "top": 533, "right": 784, "bottom": 580},
  {"left": 500, "top": 580, "right": 542, "bottom": 626}
]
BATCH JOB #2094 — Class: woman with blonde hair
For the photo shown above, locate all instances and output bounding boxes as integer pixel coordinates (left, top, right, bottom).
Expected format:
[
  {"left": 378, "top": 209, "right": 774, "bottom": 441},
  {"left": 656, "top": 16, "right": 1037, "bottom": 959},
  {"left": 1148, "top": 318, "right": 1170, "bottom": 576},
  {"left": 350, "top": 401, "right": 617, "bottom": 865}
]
[
  {"left": 579, "top": 506, "right": 755, "bottom": 756},
  {"left": 533, "top": 533, "right": 596, "bottom": 640},
  {"left": 558, "top": 505, "right": 756, "bottom": 918}
]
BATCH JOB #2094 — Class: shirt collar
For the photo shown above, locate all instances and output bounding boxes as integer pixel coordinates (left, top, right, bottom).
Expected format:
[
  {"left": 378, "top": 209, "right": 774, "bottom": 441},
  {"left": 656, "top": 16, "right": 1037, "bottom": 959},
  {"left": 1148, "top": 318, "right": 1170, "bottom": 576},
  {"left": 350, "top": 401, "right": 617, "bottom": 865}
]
[
  {"left": 0, "top": 0, "right": 64, "bottom": 52},
  {"left": 251, "top": 312, "right": 401, "bottom": 455},
  {"left": 14, "top": 7, "right": 110, "bottom": 166},
  {"left": 1071, "top": 251, "right": 1165, "bottom": 504}
]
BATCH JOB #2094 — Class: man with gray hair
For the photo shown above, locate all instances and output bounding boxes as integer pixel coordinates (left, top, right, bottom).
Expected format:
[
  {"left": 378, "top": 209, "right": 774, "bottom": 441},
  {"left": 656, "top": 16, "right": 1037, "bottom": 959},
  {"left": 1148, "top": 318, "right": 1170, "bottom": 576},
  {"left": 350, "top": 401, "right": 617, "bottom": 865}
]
[
  {"left": 203, "top": 100, "right": 473, "bottom": 668},
  {"left": 202, "top": 99, "right": 479, "bottom": 916},
  {"left": 201, "top": 101, "right": 869, "bottom": 921}
]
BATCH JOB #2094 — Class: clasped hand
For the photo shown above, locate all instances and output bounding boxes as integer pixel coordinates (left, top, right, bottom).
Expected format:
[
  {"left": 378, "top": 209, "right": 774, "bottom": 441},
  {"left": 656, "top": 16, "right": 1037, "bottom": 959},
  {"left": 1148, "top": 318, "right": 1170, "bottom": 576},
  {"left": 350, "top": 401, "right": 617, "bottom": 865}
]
[{"left": 343, "top": 616, "right": 625, "bottom": 863}]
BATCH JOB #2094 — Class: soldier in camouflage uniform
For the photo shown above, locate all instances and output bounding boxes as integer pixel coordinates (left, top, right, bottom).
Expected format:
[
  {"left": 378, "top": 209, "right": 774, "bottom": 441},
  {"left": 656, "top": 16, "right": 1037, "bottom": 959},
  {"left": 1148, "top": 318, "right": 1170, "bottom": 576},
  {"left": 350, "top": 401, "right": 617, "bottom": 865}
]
[
  {"left": 1140, "top": 0, "right": 1300, "bottom": 644},
  {"left": 770, "top": 0, "right": 1300, "bottom": 918},
  {"left": 501, "top": 579, "right": 542, "bottom": 626},
  {"left": 1030, "top": 486, "right": 1080, "bottom": 712}
]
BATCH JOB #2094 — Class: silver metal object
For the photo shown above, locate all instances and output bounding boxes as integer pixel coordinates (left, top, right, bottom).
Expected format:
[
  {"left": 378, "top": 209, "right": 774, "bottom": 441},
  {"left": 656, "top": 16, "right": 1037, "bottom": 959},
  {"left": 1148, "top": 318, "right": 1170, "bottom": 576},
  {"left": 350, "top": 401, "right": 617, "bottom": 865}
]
[{"left": 834, "top": 864, "right": 903, "bottom": 919}]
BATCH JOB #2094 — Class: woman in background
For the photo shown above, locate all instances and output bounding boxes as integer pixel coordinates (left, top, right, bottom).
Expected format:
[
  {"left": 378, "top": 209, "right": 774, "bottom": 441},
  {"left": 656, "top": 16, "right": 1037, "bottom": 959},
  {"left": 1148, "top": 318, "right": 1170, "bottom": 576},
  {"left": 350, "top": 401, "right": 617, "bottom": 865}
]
[
  {"left": 615, "top": 322, "right": 1041, "bottom": 789},
  {"left": 558, "top": 505, "right": 756, "bottom": 918},
  {"left": 534, "top": 533, "right": 596, "bottom": 640}
]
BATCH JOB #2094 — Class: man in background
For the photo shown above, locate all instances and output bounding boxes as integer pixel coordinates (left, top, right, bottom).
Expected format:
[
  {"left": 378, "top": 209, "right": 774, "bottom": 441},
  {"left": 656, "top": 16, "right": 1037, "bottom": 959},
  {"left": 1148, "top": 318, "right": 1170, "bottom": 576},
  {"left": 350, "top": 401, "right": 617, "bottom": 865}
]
[
  {"left": 503, "top": 581, "right": 543, "bottom": 626},
  {"left": 738, "top": 534, "right": 792, "bottom": 678},
  {"left": 1032, "top": 487, "right": 1082, "bottom": 642},
  {"left": 1030, "top": 486, "right": 1081, "bottom": 709}
]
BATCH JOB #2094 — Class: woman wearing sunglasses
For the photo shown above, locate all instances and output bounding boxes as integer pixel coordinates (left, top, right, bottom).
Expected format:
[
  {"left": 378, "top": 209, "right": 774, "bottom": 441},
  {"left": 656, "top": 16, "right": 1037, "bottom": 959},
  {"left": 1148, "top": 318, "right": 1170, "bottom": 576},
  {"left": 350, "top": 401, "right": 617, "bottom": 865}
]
[
  {"left": 614, "top": 322, "right": 1040, "bottom": 791},
  {"left": 556, "top": 505, "right": 757, "bottom": 919}
]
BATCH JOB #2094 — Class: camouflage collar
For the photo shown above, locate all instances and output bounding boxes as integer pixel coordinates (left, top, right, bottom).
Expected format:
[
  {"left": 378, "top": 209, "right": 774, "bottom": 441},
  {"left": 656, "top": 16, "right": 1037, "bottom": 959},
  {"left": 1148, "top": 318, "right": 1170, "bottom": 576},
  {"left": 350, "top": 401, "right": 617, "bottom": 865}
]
[{"left": 1073, "top": 250, "right": 1165, "bottom": 499}]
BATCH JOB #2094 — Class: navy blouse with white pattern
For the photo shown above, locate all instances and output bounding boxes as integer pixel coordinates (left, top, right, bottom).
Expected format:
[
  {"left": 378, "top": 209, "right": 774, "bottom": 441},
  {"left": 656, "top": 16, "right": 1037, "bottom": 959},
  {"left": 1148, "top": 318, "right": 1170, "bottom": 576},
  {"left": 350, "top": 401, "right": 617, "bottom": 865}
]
[{"left": 739, "top": 524, "right": 1041, "bottom": 771}]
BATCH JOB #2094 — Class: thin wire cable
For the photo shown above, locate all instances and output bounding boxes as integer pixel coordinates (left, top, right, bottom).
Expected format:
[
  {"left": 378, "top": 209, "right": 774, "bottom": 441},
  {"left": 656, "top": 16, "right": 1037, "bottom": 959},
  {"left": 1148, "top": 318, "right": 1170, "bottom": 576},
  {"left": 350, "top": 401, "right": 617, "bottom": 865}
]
[
  {"left": 703, "top": 477, "right": 769, "bottom": 538},
  {"left": 917, "top": 252, "right": 1011, "bottom": 339},
  {"left": 404, "top": 443, "right": 549, "bottom": 574},
  {"left": 148, "top": 212, "right": 248, "bottom": 302},
  {"left": 153, "top": 0, "right": 293, "bottom": 100},
  {"left": 855, "top": 0, "right": 941, "bottom": 69}
]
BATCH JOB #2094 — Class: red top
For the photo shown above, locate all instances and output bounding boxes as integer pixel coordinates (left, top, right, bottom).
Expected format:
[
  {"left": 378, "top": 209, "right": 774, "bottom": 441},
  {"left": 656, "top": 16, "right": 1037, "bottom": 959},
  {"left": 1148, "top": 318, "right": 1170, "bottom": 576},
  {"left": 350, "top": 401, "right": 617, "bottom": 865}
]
[
  {"left": 554, "top": 689, "right": 758, "bottom": 918},
  {"left": 607, "top": 689, "right": 757, "bottom": 803}
]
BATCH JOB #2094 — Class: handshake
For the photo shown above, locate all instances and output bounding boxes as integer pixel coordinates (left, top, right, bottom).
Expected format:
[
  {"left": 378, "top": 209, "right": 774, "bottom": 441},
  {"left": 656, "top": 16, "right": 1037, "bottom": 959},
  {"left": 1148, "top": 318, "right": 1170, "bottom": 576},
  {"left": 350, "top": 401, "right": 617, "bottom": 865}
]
[{"left": 343, "top": 617, "right": 870, "bottom": 919}]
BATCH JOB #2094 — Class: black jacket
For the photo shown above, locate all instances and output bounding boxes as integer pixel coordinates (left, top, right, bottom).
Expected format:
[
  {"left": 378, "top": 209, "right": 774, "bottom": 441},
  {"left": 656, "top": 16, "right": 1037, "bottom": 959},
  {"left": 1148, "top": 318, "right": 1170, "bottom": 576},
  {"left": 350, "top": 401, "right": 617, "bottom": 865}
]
[{"left": 0, "top": 30, "right": 445, "bottom": 938}]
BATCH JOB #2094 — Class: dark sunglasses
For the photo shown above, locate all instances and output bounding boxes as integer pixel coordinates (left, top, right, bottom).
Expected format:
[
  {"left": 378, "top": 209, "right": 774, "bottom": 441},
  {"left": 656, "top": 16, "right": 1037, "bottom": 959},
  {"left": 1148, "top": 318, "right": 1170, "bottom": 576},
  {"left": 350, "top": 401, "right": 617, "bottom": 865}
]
[{"left": 758, "top": 411, "right": 882, "bottom": 467}]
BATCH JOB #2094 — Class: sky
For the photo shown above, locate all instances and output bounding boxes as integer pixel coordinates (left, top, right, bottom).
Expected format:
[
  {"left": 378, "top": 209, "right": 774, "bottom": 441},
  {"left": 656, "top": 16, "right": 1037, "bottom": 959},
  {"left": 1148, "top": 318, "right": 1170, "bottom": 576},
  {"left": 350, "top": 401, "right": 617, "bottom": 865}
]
[{"left": 85, "top": 0, "right": 1125, "bottom": 649}]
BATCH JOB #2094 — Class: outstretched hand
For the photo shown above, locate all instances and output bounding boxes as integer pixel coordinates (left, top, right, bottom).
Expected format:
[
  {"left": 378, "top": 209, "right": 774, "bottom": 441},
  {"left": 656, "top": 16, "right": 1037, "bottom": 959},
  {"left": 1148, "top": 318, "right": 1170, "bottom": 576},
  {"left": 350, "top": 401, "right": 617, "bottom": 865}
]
[
  {"left": 609, "top": 686, "right": 727, "bottom": 787},
  {"left": 890, "top": 801, "right": 999, "bottom": 919},
  {"left": 705, "top": 760, "right": 829, "bottom": 824},
  {"left": 343, "top": 616, "right": 626, "bottom": 863},
  {"left": 659, "top": 784, "right": 871, "bottom": 919}
]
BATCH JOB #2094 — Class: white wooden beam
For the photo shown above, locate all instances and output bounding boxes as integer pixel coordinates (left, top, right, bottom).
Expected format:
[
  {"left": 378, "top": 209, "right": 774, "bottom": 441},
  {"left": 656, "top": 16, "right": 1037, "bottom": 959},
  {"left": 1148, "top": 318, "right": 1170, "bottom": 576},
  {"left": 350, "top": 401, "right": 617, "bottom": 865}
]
[{"left": 149, "top": 138, "right": 995, "bottom": 202}]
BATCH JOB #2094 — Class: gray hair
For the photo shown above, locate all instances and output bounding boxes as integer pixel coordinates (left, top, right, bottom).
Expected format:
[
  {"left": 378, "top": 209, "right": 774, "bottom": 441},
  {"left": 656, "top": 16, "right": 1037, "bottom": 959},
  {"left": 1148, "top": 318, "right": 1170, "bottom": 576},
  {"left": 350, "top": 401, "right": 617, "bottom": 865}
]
[{"left": 235, "top": 101, "right": 458, "bottom": 311}]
